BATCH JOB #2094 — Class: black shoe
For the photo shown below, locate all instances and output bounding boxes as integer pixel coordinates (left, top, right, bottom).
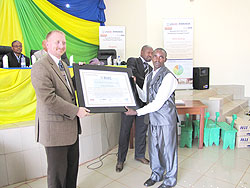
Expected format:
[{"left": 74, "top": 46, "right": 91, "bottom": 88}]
[
  {"left": 158, "top": 184, "right": 170, "bottom": 188},
  {"left": 144, "top": 178, "right": 156, "bottom": 187},
  {"left": 116, "top": 162, "right": 124, "bottom": 172}
]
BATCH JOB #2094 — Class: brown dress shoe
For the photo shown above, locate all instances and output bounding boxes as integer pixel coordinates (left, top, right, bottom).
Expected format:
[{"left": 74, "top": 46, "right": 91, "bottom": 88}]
[
  {"left": 116, "top": 162, "right": 124, "bottom": 172},
  {"left": 135, "top": 158, "right": 150, "bottom": 164}
]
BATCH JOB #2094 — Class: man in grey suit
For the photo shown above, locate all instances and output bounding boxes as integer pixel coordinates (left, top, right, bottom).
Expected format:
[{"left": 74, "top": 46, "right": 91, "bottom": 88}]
[
  {"left": 31, "top": 30, "right": 90, "bottom": 188},
  {"left": 125, "top": 48, "right": 178, "bottom": 188}
]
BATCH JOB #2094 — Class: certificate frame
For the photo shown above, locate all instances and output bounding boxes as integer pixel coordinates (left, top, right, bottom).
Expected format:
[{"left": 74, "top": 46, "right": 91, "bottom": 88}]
[{"left": 73, "top": 64, "right": 136, "bottom": 113}]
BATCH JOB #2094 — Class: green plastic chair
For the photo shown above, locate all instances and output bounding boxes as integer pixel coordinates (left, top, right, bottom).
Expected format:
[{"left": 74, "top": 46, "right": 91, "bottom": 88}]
[
  {"left": 193, "top": 112, "right": 214, "bottom": 139},
  {"left": 206, "top": 112, "right": 221, "bottom": 146},
  {"left": 193, "top": 112, "right": 221, "bottom": 147},
  {"left": 179, "top": 113, "right": 193, "bottom": 148},
  {"left": 217, "top": 114, "right": 237, "bottom": 149}
]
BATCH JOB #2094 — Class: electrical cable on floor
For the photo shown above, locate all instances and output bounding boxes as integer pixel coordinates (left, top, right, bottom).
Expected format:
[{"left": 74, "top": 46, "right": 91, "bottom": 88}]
[
  {"left": 86, "top": 152, "right": 118, "bottom": 170},
  {"left": 86, "top": 113, "right": 120, "bottom": 170}
]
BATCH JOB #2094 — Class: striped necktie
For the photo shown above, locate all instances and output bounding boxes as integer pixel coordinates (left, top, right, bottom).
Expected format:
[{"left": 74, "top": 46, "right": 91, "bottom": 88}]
[
  {"left": 58, "top": 60, "right": 67, "bottom": 81},
  {"left": 144, "top": 63, "right": 149, "bottom": 76},
  {"left": 58, "top": 60, "right": 71, "bottom": 92}
]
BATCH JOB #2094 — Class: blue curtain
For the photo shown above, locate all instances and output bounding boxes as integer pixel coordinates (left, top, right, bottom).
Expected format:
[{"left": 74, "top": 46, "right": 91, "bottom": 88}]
[{"left": 47, "top": 0, "right": 106, "bottom": 25}]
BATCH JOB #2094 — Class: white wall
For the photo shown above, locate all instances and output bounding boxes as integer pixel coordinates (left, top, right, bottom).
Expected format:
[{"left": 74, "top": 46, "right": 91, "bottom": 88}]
[
  {"left": 104, "top": 0, "right": 250, "bottom": 97},
  {"left": 0, "top": 113, "right": 121, "bottom": 186},
  {"left": 104, "top": 0, "right": 148, "bottom": 57}
]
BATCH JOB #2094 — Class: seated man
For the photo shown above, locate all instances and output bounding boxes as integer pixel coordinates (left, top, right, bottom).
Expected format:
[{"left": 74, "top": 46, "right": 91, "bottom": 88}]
[{"left": 7, "top": 40, "right": 30, "bottom": 67}]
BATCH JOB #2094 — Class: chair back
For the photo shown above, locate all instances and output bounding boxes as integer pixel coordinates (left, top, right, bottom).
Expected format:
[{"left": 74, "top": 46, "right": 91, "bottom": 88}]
[
  {"left": 97, "top": 49, "right": 117, "bottom": 65},
  {"left": 30, "top": 50, "right": 39, "bottom": 58},
  {"left": 30, "top": 50, "right": 39, "bottom": 65},
  {"left": 0, "top": 46, "right": 12, "bottom": 67}
]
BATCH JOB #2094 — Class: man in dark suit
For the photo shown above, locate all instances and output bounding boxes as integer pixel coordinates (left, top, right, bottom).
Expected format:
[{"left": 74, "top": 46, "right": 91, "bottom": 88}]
[
  {"left": 7, "top": 40, "right": 30, "bottom": 67},
  {"left": 31, "top": 30, "right": 90, "bottom": 188},
  {"left": 116, "top": 45, "right": 153, "bottom": 172}
]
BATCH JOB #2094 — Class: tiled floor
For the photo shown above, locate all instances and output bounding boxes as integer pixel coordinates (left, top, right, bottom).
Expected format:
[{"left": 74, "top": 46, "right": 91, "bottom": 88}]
[{"left": 2, "top": 138, "right": 250, "bottom": 188}]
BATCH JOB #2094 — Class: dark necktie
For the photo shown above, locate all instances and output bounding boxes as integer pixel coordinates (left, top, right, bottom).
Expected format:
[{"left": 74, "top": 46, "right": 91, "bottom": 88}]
[
  {"left": 58, "top": 60, "right": 65, "bottom": 71},
  {"left": 144, "top": 62, "right": 149, "bottom": 76},
  {"left": 58, "top": 60, "right": 71, "bottom": 91},
  {"left": 58, "top": 60, "right": 67, "bottom": 80}
]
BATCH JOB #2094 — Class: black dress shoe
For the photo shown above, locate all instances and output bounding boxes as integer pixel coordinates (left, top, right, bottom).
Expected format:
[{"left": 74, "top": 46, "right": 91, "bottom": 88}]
[
  {"left": 144, "top": 178, "right": 156, "bottom": 187},
  {"left": 158, "top": 184, "right": 170, "bottom": 188},
  {"left": 116, "top": 162, "right": 124, "bottom": 172}
]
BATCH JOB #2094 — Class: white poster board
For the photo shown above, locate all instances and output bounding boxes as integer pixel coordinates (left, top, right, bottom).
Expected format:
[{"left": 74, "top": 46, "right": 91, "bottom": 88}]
[
  {"left": 99, "top": 26, "right": 126, "bottom": 61},
  {"left": 163, "top": 18, "right": 194, "bottom": 89},
  {"left": 163, "top": 18, "right": 193, "bottom": 59}
]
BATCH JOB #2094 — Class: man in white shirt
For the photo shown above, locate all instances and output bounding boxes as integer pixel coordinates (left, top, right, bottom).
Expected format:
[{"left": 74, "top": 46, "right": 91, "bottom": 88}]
[{"left": 125, "top": 48, "right": 178, "bottom": 188}]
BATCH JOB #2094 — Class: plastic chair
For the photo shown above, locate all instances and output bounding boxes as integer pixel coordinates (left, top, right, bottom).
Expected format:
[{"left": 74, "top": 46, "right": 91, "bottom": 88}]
[
  {"left": 193, "top": 112, "right": 221, "bottom": 147},
  {"left": 179, "top": 113, "right": 193, "bottom": 148},
  {"left": 217, "top": 114, "right": 237, "bottom": 149}
]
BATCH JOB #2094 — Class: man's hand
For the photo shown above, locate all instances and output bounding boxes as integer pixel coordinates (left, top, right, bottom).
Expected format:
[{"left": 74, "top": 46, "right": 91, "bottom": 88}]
[
  {"left": 124, "top": 107, "right": 137, "bottom": 116},
  {"left": 132, "top": 76, "right": 136, "bottom": 83},
  {"left": 77, "top": 107, "right": 90, "bottom": 118}
]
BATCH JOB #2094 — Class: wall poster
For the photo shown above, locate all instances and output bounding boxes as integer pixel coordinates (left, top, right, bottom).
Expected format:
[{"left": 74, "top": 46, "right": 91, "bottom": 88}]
[
  {"left": 163, "top": 18, "right": 194, "bottom": 89},
  {"left": 99, "top": 26, "right": 126, "bottom": 61}
]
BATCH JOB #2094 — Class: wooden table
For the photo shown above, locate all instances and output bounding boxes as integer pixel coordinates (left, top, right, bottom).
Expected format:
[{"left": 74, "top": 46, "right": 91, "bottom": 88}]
[
  {"left": 129, "top": 100, "right": 208, "bottom": 149},
  {"left": 176, "top": 100, "right": 207, "bottom": 149}
]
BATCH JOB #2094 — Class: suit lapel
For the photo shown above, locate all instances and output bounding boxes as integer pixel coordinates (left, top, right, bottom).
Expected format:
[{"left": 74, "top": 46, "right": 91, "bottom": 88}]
[
  {"left": 63, "top": 61, "right": 75, "bottom": 95},
  {"left": 137, "top": 58, "right": 145, "bottom": 76}
]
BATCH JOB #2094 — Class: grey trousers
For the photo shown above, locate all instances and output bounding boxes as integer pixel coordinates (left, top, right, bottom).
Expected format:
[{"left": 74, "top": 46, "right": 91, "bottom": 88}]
[
  {"left": 148, "top": 125, "right": 178, "bottom": 187},
  {"left": 45, "top": 138, "right": 79, "bottom": 188}
]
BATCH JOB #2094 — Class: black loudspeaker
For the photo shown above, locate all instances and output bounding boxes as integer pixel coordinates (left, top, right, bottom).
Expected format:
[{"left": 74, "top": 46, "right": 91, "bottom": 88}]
[{"left": 193, "top": 67, "right": 209, "bottom": 90}]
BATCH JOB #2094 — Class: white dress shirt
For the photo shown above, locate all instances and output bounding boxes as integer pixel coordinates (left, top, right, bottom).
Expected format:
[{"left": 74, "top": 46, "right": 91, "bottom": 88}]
[
  {"left": 49, "top": 53, "right": 71, "bottom": 90},
  {"left": 49, "top": 53, "right": 60, "bottom": 68},
  {"left": 136, "top": 68, "right": 178, "bottom": 116}
]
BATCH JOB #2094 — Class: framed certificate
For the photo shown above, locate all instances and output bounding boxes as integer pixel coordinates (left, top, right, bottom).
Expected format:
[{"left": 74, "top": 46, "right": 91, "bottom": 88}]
[{"left": 73, "top": 64, "right": 136, "bottom": 113}]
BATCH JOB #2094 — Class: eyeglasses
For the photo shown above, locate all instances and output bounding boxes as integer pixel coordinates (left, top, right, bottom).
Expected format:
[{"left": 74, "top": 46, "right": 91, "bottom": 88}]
[{"left": 13, "top": 45, "right": 22, "bottom": 48}]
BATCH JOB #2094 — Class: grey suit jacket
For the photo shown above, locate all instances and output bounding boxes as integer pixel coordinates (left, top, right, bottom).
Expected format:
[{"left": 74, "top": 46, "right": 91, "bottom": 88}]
[{"left": 31, "top": 54, "right": 79, "bottom": 147}]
